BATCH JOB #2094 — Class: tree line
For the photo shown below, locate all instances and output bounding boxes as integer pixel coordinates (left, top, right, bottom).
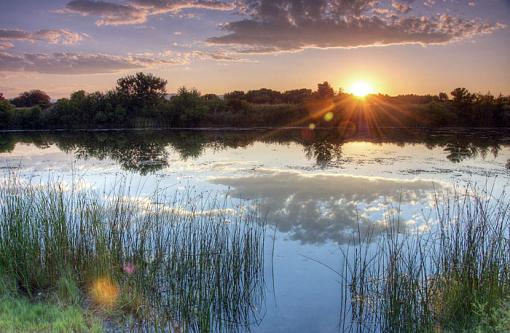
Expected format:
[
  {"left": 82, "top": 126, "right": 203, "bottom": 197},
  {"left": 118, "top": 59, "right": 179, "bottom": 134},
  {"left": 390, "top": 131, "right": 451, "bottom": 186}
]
[{"left": 1, "top": 73, "right": 509, "bottom": 130}]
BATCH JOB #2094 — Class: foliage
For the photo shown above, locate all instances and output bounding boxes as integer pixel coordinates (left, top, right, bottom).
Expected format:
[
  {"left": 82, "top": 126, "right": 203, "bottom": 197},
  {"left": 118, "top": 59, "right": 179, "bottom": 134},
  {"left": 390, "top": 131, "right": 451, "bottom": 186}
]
[
  {"left": 116, "top": 72, "right": 167, "bottom": 116},
  {"left": 7, "top": 106, "right": 42, "bottom": 129},
  {"left": 451, "top": 87, "right": 475, "bottom": 108},
  {"left": 11, "top": 90, "right": 50, "bottom": 108},
  {"left": 315, "top": 81, "right": 335, "bottom": 99},
  {"left": 169, "top": 87, "right": 208, "bottom": 125},
  {"left": 283, "top": 88, "right": 313, "bottom": 104},
  {"left": 0, "top": 74, "right": 509, "bottom": 130},
  {"left": 438, "top": 92, "right": 449, "bottom": 102},
  {"left": 245, "top": 88, "right": 283, "bottom": 104},
  {"left": 0, "top": 99, "right": 14, "bottom": 128}
]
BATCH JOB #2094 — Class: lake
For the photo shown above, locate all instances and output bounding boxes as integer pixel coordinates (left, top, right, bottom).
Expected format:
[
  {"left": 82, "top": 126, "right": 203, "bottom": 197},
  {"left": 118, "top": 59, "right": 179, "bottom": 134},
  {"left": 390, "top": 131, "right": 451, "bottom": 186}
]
[{"left": 1, "top": 128, "right": 510, "bottom": 332}]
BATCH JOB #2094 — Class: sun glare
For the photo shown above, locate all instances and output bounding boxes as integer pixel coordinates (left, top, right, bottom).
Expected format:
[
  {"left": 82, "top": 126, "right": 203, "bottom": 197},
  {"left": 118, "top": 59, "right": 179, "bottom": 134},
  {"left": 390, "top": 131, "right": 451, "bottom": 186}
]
[{"left": 349, "top": 81, "right": 376, "bottom": 97}]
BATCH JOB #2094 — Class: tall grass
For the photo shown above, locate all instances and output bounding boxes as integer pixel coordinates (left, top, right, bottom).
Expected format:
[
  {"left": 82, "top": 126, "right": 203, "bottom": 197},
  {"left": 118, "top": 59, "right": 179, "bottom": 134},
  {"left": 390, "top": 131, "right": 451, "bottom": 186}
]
[
  {"left": 0, "top": 175, "right": 266, "bottom": 332},
  {"left": 344, "top": 183, "right": 510, "bottom": 332}
]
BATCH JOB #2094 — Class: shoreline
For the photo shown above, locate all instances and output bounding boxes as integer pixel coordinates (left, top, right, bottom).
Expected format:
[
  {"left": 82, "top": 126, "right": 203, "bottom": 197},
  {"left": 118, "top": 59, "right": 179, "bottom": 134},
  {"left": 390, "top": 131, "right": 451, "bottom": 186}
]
[{"left": 2, "top": 126, "right": 510, "bottom": 134}]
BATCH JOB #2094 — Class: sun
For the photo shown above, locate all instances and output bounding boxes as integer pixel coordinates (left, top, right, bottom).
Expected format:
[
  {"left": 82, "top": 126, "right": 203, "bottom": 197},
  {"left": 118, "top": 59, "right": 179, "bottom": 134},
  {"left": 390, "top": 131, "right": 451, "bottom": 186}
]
[{"left": 348, "top": 81, "right": 376, "bottom": 97}]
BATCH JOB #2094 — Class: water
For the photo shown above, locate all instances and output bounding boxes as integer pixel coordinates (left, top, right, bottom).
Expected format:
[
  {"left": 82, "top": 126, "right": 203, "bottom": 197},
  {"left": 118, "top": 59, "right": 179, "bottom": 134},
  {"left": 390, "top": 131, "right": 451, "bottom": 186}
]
[{"left": 1, "top": 128, "right": 510, "bottom": 332}]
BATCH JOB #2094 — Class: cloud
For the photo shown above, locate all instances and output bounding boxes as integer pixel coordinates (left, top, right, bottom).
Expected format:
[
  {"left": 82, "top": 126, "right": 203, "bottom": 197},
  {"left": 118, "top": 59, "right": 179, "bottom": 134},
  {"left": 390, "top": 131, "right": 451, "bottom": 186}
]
[
  {"left": 62, "top": 0, "right": 146, "bottom": 25},
  {"left": 130, "top": 0, "right": 235, "bottom": 13},
  {"left": 207, "top": 0, "right": 505, "bottom": 52},
  {"left": 191, "top": 50, "right": 248, "bottom": 61},
  {"left": 423, "top": 0, "right": 435, "bottom": 7},
  {"left": 0, "top": 42, "right": 14, "bottom": 50},
  {"left": 0, "top": 29, "right": 85, "bottom": 45},
  {"left": 61, "top": 0, "right": 235, "bottom": 26},
  {"left": 0, "top": 52, "right": 178, "bottom": 74},
  {"left": 392, "top": 1, "right": 411, "bottom": 13},
  {"left": 156, "top": 48, "right": 250, "bottom": 63},
  {"left": 211, "top": 169, "right": 439, "bottom": 244}
]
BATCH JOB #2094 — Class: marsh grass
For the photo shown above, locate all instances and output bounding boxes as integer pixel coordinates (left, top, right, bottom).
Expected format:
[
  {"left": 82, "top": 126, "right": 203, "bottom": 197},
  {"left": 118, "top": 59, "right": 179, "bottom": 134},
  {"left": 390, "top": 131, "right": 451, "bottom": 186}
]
[
  {"left": 344, "top": 183, "right": 510, "bottom": 332},
  {"left": 0, "top": 175, "right": 266, "bottom": 332}
]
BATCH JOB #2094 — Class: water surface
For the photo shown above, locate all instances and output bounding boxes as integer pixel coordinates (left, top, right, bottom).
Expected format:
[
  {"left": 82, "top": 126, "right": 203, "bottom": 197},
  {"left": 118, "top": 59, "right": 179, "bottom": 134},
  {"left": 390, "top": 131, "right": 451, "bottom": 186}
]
[{"left": 1, "top": 128, "right": 510, "bottom": 332}]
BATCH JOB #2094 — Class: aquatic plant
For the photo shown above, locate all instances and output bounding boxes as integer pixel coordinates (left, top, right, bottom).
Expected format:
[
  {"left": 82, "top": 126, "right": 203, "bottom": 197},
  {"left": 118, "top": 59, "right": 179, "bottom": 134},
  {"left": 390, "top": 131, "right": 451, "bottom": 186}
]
[
  {"left": 0, "top": 175, "right": 266, "bottom": 332},
  {"left": 344, "top": 183, "right": 510, "bottom": 332}
]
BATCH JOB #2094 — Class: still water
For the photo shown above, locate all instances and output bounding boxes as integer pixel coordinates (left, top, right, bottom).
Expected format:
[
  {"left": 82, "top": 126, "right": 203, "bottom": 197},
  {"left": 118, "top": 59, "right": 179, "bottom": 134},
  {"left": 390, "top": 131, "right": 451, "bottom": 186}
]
[{"left": 1, "top": 128, "right": 510, "bottom": 332}]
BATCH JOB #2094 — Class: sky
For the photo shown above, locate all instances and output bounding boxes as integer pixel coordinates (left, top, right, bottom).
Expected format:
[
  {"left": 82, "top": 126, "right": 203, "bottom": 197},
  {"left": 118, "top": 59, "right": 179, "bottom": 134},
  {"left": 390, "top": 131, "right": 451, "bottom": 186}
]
[{"left": 0, "top": 0, "right": 509, "bottom": 98}]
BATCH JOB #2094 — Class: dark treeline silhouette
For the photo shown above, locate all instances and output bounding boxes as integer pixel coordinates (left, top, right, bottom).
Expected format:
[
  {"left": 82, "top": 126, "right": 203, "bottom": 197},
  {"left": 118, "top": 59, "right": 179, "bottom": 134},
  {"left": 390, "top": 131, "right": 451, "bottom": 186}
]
[
  {"left": 1, "top": 128, "right": 509, "bottom": 174},
  {"left": 1, "top": 73, "right": 510, "bottom": 130}
]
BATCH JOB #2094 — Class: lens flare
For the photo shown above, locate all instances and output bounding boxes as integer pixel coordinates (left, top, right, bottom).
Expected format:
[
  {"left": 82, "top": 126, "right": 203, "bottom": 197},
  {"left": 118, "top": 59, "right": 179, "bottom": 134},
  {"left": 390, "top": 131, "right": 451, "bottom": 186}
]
[
  {"left": 324, "top": 112, "right": 334, "bottom": 122},
  {"left": 90, "top": 277, "right": 119, "bottom": 308}
]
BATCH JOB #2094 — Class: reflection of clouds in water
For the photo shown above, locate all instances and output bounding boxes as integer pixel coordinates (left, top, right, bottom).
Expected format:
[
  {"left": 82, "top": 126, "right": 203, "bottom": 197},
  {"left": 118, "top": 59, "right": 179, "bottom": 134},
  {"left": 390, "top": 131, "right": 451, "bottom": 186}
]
[
  {"left": 0, "top": 148, "right": 118, "bottom": 174},
  {"left": 211, "top": 169, "right": 441, "bottom": 244},
  {"left": 106, "top": 195, "right": 240, "bottom": 219},
  {"left": 0, "top": 175, "right": 93, "bottom": 193}
]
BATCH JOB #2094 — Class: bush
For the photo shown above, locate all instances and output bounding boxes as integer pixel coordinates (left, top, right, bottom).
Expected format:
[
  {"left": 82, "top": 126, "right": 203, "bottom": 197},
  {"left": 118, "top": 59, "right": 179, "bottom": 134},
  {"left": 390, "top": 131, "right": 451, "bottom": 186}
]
[{"left": 0, "top": 99, "right": 13, "bottom": 128}]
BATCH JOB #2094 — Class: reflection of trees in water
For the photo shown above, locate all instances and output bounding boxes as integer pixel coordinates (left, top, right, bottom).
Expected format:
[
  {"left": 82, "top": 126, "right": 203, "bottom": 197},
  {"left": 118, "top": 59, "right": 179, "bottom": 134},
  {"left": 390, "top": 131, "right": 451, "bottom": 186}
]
[
  {"left": 54, "top": 133, "right": 170, "bottom": 175},
  {"left": 303, "top": 140, "right": 343, "bottom": 168},
  {"left": 0, "top": 136, "right": 15, "bottom": 153},
  {"left": 443, "top": 142, "right": 501, "bottom": 163},
  {"left": 0, "top": 129, "right": 509, "bottom": 173},
  {"left": 170, "top": 132, "right": 205, "bottom": 160}
]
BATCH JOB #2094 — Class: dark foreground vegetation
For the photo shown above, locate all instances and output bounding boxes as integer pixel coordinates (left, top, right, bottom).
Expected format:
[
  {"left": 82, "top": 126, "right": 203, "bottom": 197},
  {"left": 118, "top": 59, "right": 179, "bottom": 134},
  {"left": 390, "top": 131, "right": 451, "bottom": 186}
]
[
  {"left": 0, "top": 176, "right": 265, "bottom": 332},
  {"left": 1, "top": 73, "right": 509, "bottom": 130}
]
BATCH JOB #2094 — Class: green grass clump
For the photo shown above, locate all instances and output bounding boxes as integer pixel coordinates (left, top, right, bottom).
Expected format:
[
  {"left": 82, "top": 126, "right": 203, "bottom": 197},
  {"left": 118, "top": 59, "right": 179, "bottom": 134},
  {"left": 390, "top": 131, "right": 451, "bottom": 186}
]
[
  {"left": 472, "top": 299, "right": 510, "bottom": 333},
  {"left": 0, "top": 296, "right": 103, "bottom": 333},
  {"left": 0, "top": 175, "right": 266, "bottom": 332},
  {"left": 0, "top": 273, "right": 102, "bottom": 333}
]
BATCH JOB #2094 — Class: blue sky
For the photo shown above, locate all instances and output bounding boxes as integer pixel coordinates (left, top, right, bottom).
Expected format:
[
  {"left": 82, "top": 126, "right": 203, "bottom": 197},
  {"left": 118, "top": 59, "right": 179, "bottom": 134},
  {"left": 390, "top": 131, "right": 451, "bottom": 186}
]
[{"left": 0, "top": 0, "right": 509, "bottom": 98}]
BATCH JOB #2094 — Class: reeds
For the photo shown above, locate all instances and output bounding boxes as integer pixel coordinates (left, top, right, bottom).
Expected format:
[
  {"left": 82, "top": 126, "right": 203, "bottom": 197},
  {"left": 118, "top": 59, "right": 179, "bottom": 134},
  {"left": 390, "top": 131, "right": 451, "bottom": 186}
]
[
  {"left": 0, "top": 175, "right": 266, "bottom": 332},
  {"left": 344, "top": 182, "right": 510, "bottom": 332}
]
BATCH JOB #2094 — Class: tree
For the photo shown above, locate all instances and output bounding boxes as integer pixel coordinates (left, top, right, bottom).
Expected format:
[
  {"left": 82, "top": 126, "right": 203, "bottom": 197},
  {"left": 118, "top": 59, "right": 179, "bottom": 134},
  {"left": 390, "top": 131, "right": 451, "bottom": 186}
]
[
  {"left": 0, "top": 99, "right": 13, "bottom": 128},
  {"left": 438, "top": 92, "right": 449, "bottom": 102},
  {"left": 245, "top": 88, "right": 282, "bottom": 104},
  {"left": 224, "top": 91, "right": 247, "bottom": 112},
  {"left": 451, "top": 88, "right": 474, "bottom": 108},
  {"left": 201, "top": 94, "right": 226, "bottom": 115},
  {"left": 116, "top": 72, "right": 167, "bottom": 114},
  {"left": 202, "top": 94, "right": 220, "bottom": 101},
  {"left": 0, "top": 92, "right": 5, "bottom": 101},
  {"left": 282, "top": 89, "right": 313, "bottom": 104},
  {"left": 11, "top": 90, "right": 50, "bottom": 108},
  {"left": 316, "top": 82, "right": 335, "bottom": 100},
  {"left": 170, "top": 87, "right": 208, "bottom": 125},
  {"left": 224, "top": 91, "right": 245, "bottom": 101}
]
